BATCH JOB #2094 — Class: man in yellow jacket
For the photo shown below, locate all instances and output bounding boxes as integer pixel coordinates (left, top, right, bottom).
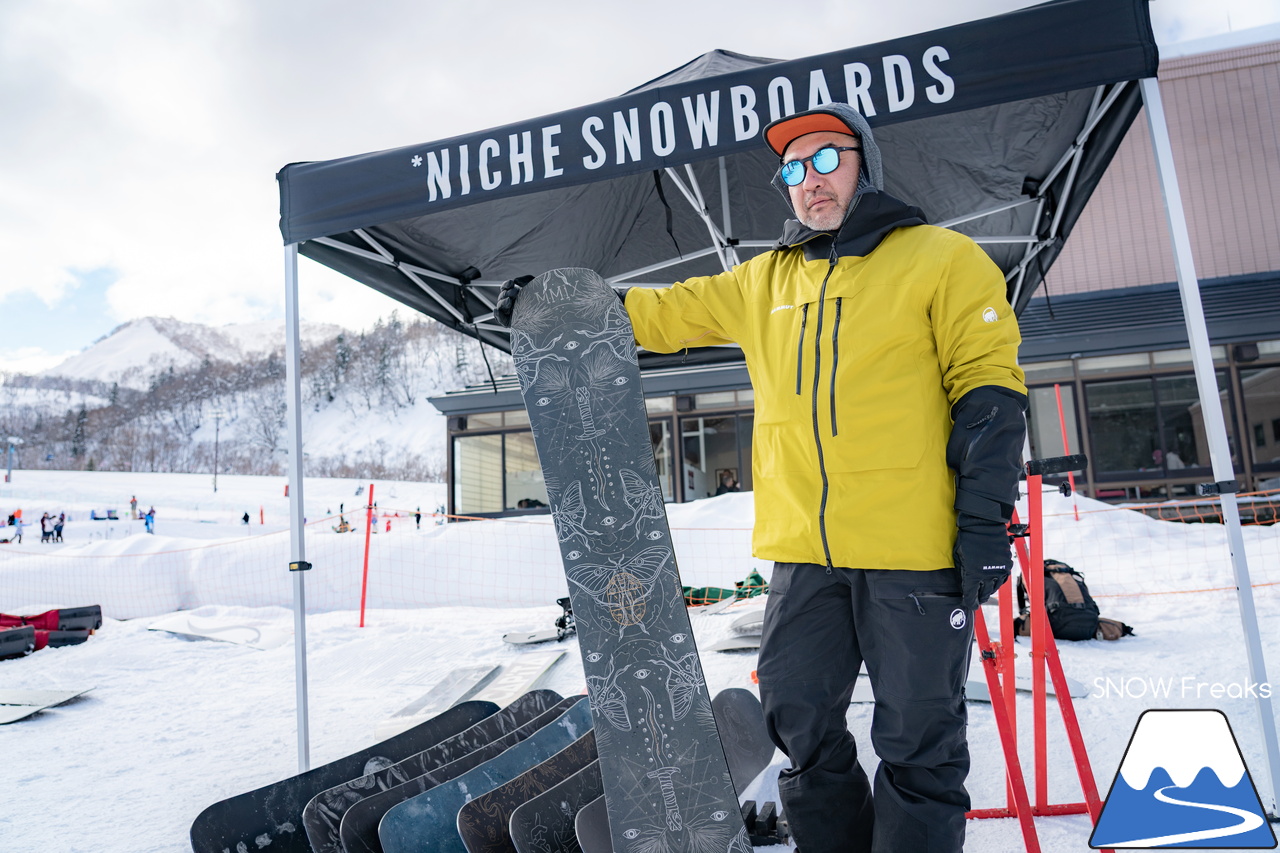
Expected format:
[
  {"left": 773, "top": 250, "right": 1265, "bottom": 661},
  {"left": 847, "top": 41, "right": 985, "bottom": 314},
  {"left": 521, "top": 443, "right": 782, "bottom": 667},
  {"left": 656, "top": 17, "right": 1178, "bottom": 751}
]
[{"left": 499, "top": 102, "right": 1027, "bottom": 853}]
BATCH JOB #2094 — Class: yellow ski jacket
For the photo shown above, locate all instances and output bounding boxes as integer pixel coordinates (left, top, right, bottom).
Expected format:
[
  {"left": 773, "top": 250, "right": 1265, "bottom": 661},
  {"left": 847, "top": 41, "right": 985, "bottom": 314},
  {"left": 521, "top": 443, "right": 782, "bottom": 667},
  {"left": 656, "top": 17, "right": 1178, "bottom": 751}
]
[{"left": 626, "top": 192, "right": 1025, "bottom": 571}]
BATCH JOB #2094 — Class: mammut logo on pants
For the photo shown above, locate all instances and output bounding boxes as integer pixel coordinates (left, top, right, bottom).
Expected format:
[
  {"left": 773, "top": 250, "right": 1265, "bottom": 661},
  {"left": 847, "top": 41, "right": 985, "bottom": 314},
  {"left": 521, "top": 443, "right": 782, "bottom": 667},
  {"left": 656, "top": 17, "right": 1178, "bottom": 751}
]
[{"left": 949, "top": 608, "right": 966, "bottom": 630}]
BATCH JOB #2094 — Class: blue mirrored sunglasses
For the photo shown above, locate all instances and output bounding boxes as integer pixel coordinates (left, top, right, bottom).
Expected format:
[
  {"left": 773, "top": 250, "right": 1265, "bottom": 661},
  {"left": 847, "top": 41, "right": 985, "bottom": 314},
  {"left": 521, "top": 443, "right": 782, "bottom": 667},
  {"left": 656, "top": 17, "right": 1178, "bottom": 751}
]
[{"left": 779, "top": 146, "right": 860, "bottom": 187}]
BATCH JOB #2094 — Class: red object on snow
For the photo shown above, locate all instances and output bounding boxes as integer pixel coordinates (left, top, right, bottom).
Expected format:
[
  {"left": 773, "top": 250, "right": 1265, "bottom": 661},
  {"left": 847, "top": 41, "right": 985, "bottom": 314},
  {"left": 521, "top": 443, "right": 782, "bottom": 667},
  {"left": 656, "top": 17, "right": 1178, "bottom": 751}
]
[{"left": 0, "top": 605, "right": 102, "bottom": 632}]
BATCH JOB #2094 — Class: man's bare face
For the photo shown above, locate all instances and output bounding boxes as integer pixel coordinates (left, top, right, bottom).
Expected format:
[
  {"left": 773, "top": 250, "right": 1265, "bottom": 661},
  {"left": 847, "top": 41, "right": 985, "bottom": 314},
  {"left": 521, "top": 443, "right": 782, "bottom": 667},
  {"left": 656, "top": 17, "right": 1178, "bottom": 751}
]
[{"left": 784, "top": 131, "right": 862, "bottom": 231}]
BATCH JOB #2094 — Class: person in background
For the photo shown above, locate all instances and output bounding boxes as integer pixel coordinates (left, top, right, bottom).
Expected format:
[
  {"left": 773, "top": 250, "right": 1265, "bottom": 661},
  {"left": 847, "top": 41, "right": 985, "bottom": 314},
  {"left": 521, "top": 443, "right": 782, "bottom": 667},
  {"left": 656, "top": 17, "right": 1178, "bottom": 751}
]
[
  {"left": 715, "top": 471, "right": 741, "bottom": 495},
  {"left": 130, "top": 495, "right": 138, "bottom": 519},
  {"left": 498, "top": 101, "right": 1026, "bottom": 853},
  {"left": 242, "top": 512, "right": 251, "bottom": 525},
  {"left": 55, "top": 512, "right": 65, "bottom": 542},
  {"left": 144, "top": 507, "right": 156, "bottom": 534}
]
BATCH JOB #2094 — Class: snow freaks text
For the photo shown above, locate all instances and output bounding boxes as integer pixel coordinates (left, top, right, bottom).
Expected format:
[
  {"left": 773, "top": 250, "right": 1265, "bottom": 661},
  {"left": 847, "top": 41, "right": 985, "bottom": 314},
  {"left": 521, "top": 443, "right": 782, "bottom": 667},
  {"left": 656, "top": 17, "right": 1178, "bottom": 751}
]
[{"left": 1092, "top": 677, "right": 1274, "bottom": 700}]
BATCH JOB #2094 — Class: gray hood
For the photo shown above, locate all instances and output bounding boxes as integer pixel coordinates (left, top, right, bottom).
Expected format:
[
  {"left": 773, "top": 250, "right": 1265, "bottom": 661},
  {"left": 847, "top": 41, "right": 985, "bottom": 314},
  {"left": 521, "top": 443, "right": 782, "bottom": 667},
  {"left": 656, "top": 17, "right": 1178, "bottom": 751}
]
[
  {"left": 763, "top": 102, "right": 884, "bottom": 222},
  {"left": 763, "top": 102, "right": 883, "bottom": 190}
]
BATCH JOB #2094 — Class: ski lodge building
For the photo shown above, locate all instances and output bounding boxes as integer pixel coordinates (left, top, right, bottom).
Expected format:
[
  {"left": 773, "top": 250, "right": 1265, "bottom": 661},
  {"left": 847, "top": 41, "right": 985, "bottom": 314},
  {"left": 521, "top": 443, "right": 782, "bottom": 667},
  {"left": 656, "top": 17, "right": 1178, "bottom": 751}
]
[{"left": 429, "top": 30, "right": 1280, "bottom": 518}]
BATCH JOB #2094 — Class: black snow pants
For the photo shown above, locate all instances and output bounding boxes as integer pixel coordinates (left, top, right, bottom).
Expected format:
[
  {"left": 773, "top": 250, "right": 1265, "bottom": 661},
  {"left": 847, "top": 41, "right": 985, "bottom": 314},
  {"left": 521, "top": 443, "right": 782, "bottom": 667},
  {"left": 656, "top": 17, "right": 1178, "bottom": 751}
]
[{"left": 756, "top": 563, "right": 974, "bottom": 853}]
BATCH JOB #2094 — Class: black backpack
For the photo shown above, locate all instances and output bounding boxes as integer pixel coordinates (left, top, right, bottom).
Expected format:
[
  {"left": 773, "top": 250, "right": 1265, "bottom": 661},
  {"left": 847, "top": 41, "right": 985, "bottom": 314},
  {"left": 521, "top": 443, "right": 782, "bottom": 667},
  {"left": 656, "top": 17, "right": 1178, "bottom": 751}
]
[{"left": 1016, "top": 559, "right": 1133, "bottom": 641}]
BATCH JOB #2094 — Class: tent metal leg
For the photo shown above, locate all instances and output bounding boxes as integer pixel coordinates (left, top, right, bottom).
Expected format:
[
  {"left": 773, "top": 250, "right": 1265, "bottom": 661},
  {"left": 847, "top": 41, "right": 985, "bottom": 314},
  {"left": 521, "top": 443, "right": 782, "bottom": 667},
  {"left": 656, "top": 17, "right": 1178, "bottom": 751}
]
[
  {"left": 1141, "top": 75, "right": 1280, "bottom": 813},
  {"left": 717, "top": 157, "right": 741, "bottom": 266},
  {"left": 283, "top": 242, "right": 312, "bottom": 773}
]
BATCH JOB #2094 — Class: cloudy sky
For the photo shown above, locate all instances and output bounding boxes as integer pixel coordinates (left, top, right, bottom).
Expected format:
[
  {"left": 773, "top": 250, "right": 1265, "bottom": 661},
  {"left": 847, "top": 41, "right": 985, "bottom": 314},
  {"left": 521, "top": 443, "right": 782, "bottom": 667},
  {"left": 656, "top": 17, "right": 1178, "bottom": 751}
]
[{"left": 3, "top": 0, "right": 1279, "bottom": 373}]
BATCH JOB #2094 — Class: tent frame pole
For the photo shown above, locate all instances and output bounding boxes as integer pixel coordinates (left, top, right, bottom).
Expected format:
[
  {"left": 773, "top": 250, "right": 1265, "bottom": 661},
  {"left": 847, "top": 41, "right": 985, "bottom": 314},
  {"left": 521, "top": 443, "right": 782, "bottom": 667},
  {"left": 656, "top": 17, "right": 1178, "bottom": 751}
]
[
  {"left": 283, "top": 242, "right": 312, "bottom": 773},
  {"left": 1007, "top": 83, "right": 1123, "bottom": 307},
  {"left": 718, "top": 157, "right": 741, "bottom": 266},
  {"left": 1140, "top": 75, "right": 1280, "bottom": 813}
]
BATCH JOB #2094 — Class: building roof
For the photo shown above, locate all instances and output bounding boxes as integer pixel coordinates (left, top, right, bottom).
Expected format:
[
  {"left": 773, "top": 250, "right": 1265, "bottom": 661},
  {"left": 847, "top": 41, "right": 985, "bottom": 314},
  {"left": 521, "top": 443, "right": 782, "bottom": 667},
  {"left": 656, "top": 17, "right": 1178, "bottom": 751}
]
[{"left": 1018, "top": 271, "right": 1280, "bottom": 361}]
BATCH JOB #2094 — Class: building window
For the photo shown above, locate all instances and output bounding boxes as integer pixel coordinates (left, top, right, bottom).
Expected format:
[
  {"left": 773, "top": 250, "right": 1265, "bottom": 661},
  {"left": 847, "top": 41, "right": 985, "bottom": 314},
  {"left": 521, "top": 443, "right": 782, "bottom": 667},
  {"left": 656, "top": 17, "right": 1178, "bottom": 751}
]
[
  {"left": 650, "top": 420, "right": 674, "bottom": 501},
  {"left": 1078, "top": 353, "right": 1150, "bottom": 377},
  {"left": 1084, "top": 378, "right": 1156, "bottom": 477},
  {"left": 467, "top": 411, "right": 504, "bottom": 428},
  {"left": 1084, "top": 371, "right": 1232, "bottom": 479},
  {"left": 1241, "top": 366, "right": 1280, "bottom": 471},
  {"left": 1154, "top": 374, "right": 1209, "bottom": 470},
  {"left": 1023, "top": 360, "right": 1075, "bottom": 383},
  {"left": 504, "top": 431, "right": 547, "bottom": 510},
  {"left": 454, "top": 434, "right": 503, "bottom": 514},
  {"left": 452, "top": 430, "right": 549, "bottom": 515},
  {"left": 646, "top": 396, "right": 674, "bottom": 413},
  {"left": 1027, "top": 384, "right": 1083, "bottom": 471},
  {"left": 679, "top": 413, "right": 752, "bottom": 500}
]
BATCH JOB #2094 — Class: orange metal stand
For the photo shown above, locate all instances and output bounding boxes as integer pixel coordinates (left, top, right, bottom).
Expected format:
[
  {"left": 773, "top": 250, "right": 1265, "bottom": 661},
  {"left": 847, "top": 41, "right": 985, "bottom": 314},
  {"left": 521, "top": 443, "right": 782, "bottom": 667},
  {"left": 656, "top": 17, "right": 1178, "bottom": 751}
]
[{"left": 966, "top": 465, "right": 1109, "bottom": 853}]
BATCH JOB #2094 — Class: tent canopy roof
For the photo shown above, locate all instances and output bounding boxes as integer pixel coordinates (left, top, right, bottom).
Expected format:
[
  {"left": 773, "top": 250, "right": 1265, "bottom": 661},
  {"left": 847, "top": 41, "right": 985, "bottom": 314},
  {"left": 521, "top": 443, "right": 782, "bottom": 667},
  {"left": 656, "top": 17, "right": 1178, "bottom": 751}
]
[{"left": 277, "top": 0, "right": 1157, "bottom": 366}]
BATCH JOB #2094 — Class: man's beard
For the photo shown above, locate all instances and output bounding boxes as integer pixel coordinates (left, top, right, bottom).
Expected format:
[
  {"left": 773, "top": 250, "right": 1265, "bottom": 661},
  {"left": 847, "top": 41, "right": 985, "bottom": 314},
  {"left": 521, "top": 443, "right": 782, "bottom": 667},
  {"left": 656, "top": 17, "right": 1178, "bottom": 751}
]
[{"left": 798, "top": 193, "right": 850, "bottom": 231}]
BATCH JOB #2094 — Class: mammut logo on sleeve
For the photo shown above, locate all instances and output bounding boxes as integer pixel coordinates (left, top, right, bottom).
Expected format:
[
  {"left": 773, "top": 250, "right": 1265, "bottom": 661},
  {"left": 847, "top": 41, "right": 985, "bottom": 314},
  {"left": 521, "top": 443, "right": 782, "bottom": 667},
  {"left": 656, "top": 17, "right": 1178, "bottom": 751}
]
[{"left": 982, "top": 307, "right": 998, "bottom": 323}]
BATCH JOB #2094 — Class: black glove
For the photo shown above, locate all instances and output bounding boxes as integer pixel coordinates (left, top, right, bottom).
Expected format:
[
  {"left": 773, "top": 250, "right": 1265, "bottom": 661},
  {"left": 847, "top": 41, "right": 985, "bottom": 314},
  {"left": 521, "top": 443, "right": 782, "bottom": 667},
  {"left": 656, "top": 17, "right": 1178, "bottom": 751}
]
[
  {"left": 946, "top": 385, "right": 1027, "bottom": 610},
  {"left": 495, "top": 275, "right": 534, "bottom": 328},
  {"left": 955, "top": 514, "right": 1012, "bottom": 609}
]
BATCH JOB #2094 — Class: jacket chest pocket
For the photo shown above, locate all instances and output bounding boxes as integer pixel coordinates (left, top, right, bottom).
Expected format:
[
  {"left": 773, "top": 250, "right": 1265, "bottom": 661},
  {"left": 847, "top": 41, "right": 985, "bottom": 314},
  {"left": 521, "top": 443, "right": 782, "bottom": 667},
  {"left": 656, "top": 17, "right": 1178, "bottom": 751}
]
[{"left": 814, "top": 296, "right": 930, "bottom": 473}]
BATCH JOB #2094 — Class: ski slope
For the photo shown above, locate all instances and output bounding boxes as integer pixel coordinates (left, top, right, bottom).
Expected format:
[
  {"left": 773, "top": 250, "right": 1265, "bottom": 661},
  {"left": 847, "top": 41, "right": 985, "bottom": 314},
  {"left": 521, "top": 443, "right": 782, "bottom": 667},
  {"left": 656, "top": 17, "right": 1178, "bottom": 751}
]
[{"left": 1, "top": 468, "right": 1278, "bottom": 852}]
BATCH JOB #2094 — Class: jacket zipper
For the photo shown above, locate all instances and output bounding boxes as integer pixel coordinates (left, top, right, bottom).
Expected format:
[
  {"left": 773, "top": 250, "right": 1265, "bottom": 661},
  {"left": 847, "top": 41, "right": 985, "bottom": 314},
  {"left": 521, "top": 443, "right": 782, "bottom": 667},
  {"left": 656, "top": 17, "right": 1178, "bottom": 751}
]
[
  {"left": 811, "top": 251, "right": 838, "bottom": 571},
  {"left": 794, "top": 304, "right": 809, "bottom": 396},
  {"left": 830, "top": 297, "right": 842, "bottom": 437},
  {"left": 800, "top": 194, "right": 860, "bottom": 572}
]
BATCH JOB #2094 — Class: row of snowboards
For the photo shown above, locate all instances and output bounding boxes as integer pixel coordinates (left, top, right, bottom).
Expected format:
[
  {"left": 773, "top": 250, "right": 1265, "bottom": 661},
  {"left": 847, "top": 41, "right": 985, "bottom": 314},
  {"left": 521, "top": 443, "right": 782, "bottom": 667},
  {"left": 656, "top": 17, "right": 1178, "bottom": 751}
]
[
  {"left": 0, "top": 605, "right": 102, "bottom": 659},
  {"left": 191, "top": 687, "right": 783, "bottom": 853}
]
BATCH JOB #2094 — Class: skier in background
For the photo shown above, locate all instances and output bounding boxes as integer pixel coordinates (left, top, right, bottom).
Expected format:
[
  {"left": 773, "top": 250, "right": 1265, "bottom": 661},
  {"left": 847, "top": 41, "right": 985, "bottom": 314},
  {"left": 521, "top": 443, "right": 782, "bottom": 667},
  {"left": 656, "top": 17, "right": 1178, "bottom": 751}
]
[
  {"left": 55, "top": 512, "right": 65, "bottom": 542},
  {"left": 497, "top": 103, "right": 1026, "bottom": 853},
  {"left": 144, "top": 507, "right": 156, "bottom": 534}
]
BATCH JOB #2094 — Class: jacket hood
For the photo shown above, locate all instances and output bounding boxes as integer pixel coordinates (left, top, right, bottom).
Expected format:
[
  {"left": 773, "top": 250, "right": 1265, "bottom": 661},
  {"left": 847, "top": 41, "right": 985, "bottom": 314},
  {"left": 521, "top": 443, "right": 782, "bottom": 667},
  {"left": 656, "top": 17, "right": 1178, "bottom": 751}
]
[
  {"left": 764, "top": 103, "right": 884, "bottom": 192},
  {"left": 764, "top": 103, "right": 891, "bottom": 235},
  {"left": 775, "top": 189, "right": 928, "bottom": 260}
]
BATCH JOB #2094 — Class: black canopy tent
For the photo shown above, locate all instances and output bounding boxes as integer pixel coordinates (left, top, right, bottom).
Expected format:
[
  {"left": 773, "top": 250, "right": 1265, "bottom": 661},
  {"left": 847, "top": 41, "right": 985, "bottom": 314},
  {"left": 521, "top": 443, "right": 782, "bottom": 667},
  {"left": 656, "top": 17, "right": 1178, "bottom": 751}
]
[
  {"left": 278, "top": 0, "right": 1155, "bottom": 365},
  {"left": 272, "top": 0, "right": 1280, "bottom": 821}
]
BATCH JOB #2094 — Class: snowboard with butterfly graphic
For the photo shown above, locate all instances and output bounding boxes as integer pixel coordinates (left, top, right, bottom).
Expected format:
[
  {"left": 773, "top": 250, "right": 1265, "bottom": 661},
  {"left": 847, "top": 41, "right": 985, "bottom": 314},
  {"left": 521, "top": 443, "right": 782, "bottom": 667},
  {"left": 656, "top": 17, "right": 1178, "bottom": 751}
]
[{"left": 509, "top": 268, "right": 749, "bottom": 853}]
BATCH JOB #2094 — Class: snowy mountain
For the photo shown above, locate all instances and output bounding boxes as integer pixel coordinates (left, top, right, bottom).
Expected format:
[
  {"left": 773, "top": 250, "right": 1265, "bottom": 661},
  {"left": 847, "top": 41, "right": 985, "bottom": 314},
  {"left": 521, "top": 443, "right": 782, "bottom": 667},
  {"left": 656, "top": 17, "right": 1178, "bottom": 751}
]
[
  {"left": 2, "top": 313, "right": 507, "bottom": 481},
  {"left": 42, "top": 316, "right": 344, "bottom": 390}
]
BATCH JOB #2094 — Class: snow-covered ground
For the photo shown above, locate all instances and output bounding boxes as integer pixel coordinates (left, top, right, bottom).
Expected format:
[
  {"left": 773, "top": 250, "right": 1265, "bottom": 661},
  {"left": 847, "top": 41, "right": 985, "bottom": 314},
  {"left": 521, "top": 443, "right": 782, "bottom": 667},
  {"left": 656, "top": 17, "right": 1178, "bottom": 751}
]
[{"left": 2, "top": 469, "right": 1279, "bottom": 852}]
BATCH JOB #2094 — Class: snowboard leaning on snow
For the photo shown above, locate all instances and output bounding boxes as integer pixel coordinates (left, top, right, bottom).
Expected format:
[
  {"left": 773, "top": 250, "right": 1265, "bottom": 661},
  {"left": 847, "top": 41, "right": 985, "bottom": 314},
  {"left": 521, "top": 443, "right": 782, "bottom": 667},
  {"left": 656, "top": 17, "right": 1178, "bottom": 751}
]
[
  {"left": 188, "top": 700, "right": 497, "bottom": 853},
  {"left": 510, "top": 268, "right": 750, "bottom": 853},
  {"left": 340, "top": 694, "right": 582, "bottom": 853},
  {"left": 456, "top": 726, "right": 598, "bottom": 853},
  {"left": 378, "top": 698, "right": 592, "bottom": 853},
  {"left": 301, "top": 689, "right": 563, "bottom": 853}
]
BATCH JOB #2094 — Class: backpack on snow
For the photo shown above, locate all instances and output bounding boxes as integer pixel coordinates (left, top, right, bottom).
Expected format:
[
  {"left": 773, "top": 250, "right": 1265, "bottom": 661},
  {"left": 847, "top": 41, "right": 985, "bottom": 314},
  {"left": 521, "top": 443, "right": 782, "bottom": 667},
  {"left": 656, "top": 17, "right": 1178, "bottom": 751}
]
[{"left": 1015, "top": 559, "right": 1133, "bottom": 642}]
